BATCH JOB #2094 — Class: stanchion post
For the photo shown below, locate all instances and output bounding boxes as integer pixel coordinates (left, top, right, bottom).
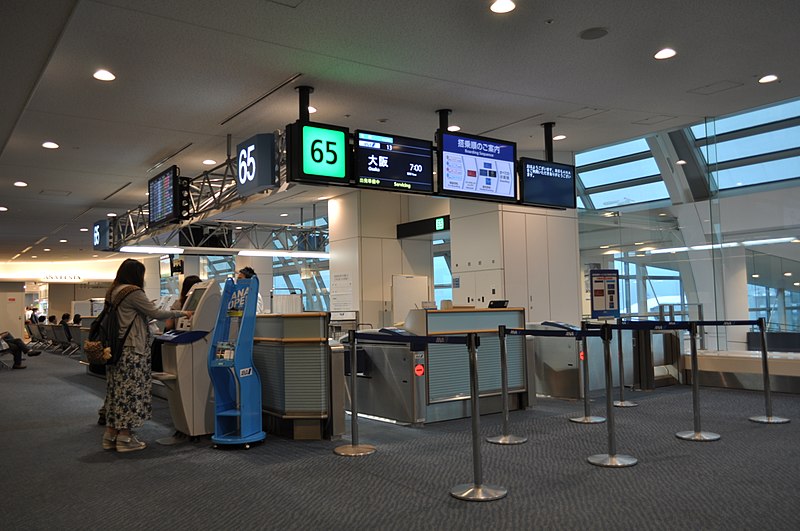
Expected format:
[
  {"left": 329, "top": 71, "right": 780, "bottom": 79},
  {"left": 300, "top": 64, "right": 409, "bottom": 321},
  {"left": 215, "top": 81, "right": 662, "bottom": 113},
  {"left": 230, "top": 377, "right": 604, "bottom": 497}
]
[
  {"left": 570, "top": 322, "right": 605, "bottom": 424},
  {"left": 676, "top": 322, "right": 720, "bottom": 442},
  {"left": 614, "top": 318, "right": 637, "bottom": 408},
  {"left": 487, "top": 326, "right": 528, "bottom": 445},
  {"left": 450, "top": 333, "right": 507, "bottom": 501},
  {"left": 750, "top": 317, "right": 789, "bottom": 424},
  {"left": 588, "top": 323, "right": 637, "bottom": 467},
  {"left": 334, "top": 330, "right": 376, "bottom": 456}
]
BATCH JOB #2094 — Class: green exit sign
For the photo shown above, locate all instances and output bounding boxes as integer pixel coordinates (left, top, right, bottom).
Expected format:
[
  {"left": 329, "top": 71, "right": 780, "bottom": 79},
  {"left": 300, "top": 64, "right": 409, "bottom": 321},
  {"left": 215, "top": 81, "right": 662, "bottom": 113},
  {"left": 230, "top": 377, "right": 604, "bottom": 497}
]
[
  {"left": 287, "top": 121, "right": 351, "bottom": 186},
  {"left": 435, "top": 217, "right": 445, "bottom": 231}
]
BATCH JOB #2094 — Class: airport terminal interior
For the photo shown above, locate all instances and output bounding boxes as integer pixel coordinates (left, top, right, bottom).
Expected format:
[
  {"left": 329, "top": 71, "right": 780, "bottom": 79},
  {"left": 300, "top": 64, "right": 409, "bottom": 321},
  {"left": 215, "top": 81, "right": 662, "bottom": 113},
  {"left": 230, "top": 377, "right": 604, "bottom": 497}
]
[{"left": 2, "top": 1, "right": 800, "bottom": 529}]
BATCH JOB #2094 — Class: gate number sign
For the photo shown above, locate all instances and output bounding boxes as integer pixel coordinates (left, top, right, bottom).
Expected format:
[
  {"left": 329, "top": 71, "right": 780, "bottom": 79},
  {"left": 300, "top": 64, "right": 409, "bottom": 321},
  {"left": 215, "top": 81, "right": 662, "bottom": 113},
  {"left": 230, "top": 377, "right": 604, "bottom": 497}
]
[{"left": 302, "top": 125, "right": 346, "bottom": 179}]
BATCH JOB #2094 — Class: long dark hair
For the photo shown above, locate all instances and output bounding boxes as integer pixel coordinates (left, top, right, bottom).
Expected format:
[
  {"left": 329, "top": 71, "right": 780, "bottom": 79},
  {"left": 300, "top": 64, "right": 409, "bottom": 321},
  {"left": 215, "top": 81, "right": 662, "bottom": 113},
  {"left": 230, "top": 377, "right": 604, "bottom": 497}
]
[
  {"left": 180, "top": 275, "right": 202, "bottom": 306},
  {"left": 106, "top": 258, "right": 145, "bottom": 299}
]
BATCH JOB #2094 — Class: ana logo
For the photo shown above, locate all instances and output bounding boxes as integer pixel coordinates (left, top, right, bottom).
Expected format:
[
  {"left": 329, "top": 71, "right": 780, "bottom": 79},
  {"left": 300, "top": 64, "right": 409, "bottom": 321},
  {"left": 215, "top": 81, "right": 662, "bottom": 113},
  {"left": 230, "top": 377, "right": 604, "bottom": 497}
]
[{"left": 227, "top": 287, "right": 251, "bottom": 310}]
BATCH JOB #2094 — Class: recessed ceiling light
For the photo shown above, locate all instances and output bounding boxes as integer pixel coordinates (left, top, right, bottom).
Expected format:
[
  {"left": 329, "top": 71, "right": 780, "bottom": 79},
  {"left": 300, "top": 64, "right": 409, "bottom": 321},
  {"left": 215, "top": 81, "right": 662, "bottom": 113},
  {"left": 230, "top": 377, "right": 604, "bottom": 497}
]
[
  {"left": 553, "top": 134, "right": 567, "bottom": 141},
  {"left": 43, "top": 248, "right": 51, "bottom": 252},
  {"left": 794, "top": 282, "right": 800, "bottom": 287},
  {"left": 80, "top": 227, "right": 89, "bottom": 232},
  {"left": 758, "top": 74, "right": 779, "bottom": 84},
  {"left": 751, "top": 274, "right": 760, "bottom": 278},
  {"left": 280, "top": 213, "right": 289, "bottom": 217},
  {"left": 42, "top": 141, "right": 59, "bottom": 149},
  {"left": 308, "top": 106, "right": 317, "bottom": 114},
  {"left": 93, "top": 69, "right": 116, "bottom": 81},
  {"left": 600, "top": 245, "right": 611, "bottom": 249},
  {"left": 447, "top": 125, "right": 461, "bottom": 132},
  {"left": 658, "top": 213, "right": 667, "bottom": 217},
  {"left": 317, "top": 196, "right": 330, "bottom": 201},
  {"left": 92, "top": 254, "right": 98, "bottom": 258},
  {"left": 676, "top": 159, "right": 687, "bottom": 165},
  {"left": 634, "top": 242, "right": 644, "bottom": 245},
  {"left": 792, "top": 239, "right": 800, "bottom": 243},
  {"left": 13, "top": 181, "right": 28, "bottom": 187},
  {"left": 107, "top": 213, "right": 117, "bottom": 217},
  {"left": 235, "top": 226, "right": 243, "bottom": 230},
  {"left": 784, "top": 272, "right": 793, "bottom": 277},
  {"left": 59, "top": 239, "right": 67, "bottom": 243},
  {"left": 490, "top": 0, "right": 515, "bottom": 13},
  {"left": 31, "top": 255, "right": 37, "bottom": 259},
  {"left": 203, "top": 159, "right": 217, "bottom": 165},
  {"left": 654, "top": 48, "right": 677, "bottom": 60},
  {"left": 0, "top": 206, "right": 7, "bottom": 212}
]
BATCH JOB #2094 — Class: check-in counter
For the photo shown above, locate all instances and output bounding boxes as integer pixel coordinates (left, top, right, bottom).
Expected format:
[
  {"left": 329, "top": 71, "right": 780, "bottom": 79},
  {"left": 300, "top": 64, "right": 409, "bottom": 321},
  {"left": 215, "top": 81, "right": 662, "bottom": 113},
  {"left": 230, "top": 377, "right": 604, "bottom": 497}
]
[{"left": 252, "top": 313, "right": 344, "bottom": 440}]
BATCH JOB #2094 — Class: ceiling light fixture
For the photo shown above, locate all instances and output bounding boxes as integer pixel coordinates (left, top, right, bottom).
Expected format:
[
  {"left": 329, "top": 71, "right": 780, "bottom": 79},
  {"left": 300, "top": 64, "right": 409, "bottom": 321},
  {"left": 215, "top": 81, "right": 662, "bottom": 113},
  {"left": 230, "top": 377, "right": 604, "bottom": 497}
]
[
  {"left": 751, "top": 274, "right": 760, "bottom": 278},
  {"left": 490, "top": 0, "right": 515, "bottom": 14},
  {"left": 13, "top": 181, "right": 28, "bottom": 187},
  {"left": 447, "top": 125, "right": 461, "bottom": 132},
  {"left": 59, "top": 239, "right": 67, "bottom": 243},
  {"left": 107, "top": 213, "right": 117, "bottom": 217},
  {"left": 758, "top": 74, "right": 779, "bottom": 84},
  {"left": 794, "top": 282, "right": 800, "bottom": 287},
  {"left": 308, "top": 106, "right": 317, "bottom": 114},
  {"left": 80, "top": 227, "right": 89, "bottom": 232},
  {"left": 654, "top": 48, "right": 677, "bottom": 60},
  {"left": 202, "top": 159, "right": 217, "bottom": 165},
  {"left": 280, "top": 213, "right": 289, "bottom": 217},
  {"left": 43, "top": 248, "right": 51, "bottom": 252},
  {"left": 784, "top": 272, "right": 793, "bottom": 277},
  {"left": 553, "top": 134, "right": 567, "bottom": 141},
  {"left": 742, "top": 237, "right": 796, "bottom": 246},
  {"left": 0, "top": 206, "right": 7, "bottom": 212},
  {"left": 42, "top": 141, "right": 59, "bottom": 149},
  {"left": 93, "top": 69, "right": 116, "bottom": 81},
  {"left": 239, "top": 249, "right": 331, "bottom": 259},
  {"left": 676, "top": 159, "right": 687, "bottom": 165},
  {"left": 31, "top": 255, "right": 37, "bottom": 259},
  {"left": 235, "top": 226, "right": 243, "bottom": 230},
  {"left": 119, "top": 246, "right": 185, "bottom": 254}
]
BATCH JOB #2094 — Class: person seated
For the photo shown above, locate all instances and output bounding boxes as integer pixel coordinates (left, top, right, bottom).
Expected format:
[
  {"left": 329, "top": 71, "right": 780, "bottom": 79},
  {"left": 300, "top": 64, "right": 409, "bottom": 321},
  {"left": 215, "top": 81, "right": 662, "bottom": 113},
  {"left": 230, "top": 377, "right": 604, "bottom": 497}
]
[
  {"left": 59, "top": 312, "right": 71, "bottom": 325},
  {"left": 60, "top": 312, "right": 73, "bottom": 341},
  {"left": 37, "top": 315, "right": 46, "bottom": 323},
  {"left": 1, "top": 331, "right": 41, "bottom": 369},
  {"left": 47, "top": 315, "right": 57, "bottom": 324},
  {"left": 72, "top": 313, "right": 82, "bottom": 326}
]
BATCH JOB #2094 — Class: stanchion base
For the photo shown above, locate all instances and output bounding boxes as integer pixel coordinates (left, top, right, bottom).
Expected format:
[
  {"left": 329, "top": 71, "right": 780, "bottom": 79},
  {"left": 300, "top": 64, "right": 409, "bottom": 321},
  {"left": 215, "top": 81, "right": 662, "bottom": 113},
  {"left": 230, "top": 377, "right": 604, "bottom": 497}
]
[
  {"left": 613, "top": 400, "right": 638, "bottom": 408},
  {"left": 675, "top": 430, "right": 720, "bottom": 442},
  {"left": 449, "top": 483, "right": 507, "bottom": 502},
  {"left": 486, "top": 434, "right": 528, "bottom": 445},
  {"left": 334, "top": 444, "right": 376, "bottom": 457},
  {"left": 749, "top": 415, "right": 790, "bottom": 424},
  {"left": 569, "top": 415, "right": 605, "bottom": 424},
  {"left": 587, "top": 453, "right": 638, "bottom": 467}
]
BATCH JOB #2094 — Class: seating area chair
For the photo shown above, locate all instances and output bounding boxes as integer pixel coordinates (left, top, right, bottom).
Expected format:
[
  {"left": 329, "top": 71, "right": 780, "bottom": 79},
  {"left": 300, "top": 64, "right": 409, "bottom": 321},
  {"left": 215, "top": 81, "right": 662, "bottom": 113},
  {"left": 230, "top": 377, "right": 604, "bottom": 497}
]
[
  {"left": 38, "top": 324, "right": 61, "bottom": 353},
  {"left": 0, "top": 340, "right": 13, "bottom": 370},
  {"left": 65, "top": 325, "right": 83, "bottom": 358},
  {"left": 51, "top": 325, "right": 73, "bottom": 355},
  {"left": 25, "top": 323, "right": 48, "bottom": 350}
]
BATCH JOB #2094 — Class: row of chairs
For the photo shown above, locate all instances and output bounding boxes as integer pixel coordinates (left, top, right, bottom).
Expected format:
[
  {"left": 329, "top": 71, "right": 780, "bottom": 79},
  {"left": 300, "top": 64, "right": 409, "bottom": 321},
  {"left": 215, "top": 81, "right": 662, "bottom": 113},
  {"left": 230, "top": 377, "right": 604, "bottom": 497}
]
[{"left": 26, "top": 323, "right": 85, "bottom": 358}]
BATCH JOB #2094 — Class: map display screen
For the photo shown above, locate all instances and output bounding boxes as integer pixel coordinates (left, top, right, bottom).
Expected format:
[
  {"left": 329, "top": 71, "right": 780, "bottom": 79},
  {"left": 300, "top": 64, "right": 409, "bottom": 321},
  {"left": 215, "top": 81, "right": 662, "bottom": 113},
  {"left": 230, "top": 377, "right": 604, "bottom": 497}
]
[{"left": 438, "top": 131, "right": 517, "bottom": 202}]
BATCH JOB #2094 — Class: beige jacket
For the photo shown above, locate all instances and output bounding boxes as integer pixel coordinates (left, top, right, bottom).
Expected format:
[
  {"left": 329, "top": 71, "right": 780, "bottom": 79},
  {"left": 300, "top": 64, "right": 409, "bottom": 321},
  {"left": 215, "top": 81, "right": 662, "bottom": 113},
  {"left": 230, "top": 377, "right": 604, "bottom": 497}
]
[{"left": 111, "top": 285, "right": 184, "bottom": 353}]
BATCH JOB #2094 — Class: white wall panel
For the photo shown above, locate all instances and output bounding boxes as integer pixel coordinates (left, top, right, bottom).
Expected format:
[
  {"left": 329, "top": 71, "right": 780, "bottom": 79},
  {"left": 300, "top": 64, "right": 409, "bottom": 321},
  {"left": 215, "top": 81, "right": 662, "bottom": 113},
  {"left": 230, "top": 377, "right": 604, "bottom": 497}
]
[
  {"left": 547, "top": 215, "right": 581, "bottom": 324},
  {"left": 501, "top": 211, "right": 528, "bottom": 315},
  {"left": 525, "top": 214, "right": 551, "bottom": 321}
]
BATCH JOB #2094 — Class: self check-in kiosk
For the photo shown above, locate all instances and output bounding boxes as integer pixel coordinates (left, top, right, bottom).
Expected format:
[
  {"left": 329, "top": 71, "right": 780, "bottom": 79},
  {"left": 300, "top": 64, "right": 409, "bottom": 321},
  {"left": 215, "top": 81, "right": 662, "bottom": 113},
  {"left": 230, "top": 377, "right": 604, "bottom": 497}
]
[{"left": 153, "top": 280, "right": 221, "bottom": 444}]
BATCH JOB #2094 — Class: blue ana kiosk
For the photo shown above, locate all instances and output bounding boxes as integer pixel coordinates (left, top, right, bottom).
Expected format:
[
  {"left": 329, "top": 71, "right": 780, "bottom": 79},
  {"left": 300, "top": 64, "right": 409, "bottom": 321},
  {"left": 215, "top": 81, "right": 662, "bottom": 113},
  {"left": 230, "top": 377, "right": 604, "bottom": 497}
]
[{"left": 208, "top": 276, "right": 266, "bottom": 447}]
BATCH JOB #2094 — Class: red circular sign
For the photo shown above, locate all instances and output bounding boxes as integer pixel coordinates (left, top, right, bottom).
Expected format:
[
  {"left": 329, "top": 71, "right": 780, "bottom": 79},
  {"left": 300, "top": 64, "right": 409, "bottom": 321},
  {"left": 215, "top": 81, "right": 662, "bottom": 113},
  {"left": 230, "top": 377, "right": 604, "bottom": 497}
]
[{"left": 414, "top": 364, "right": 425, "bottom": 377}]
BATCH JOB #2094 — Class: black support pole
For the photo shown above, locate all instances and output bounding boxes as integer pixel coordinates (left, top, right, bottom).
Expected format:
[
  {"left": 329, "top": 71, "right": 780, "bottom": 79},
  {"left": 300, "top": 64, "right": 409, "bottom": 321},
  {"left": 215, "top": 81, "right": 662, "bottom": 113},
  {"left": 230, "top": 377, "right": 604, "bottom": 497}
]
[
  {"left": 541, "top": 122, "right": 555, "bottom": 162},
  {"left": 437, "top": 109, "right": 452, "bottom": 133},
  {"left": 297, "top": 85, "right": 314, "bottom": 122}
]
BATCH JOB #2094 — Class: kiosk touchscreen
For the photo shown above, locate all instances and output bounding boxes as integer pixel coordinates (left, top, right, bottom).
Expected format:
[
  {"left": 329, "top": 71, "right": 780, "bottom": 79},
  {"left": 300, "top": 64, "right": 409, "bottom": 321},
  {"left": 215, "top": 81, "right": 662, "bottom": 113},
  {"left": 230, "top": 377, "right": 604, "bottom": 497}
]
[{"left": 153, "top": 279, "right": 222, "bottom": 444}]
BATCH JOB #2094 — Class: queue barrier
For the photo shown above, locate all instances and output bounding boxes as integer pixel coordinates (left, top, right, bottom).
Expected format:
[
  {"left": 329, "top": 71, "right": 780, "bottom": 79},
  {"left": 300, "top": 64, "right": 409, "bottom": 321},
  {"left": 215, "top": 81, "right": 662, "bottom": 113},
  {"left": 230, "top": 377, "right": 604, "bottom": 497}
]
[{"left": 335, "top": 330, "right": 506, "bottom": 502}]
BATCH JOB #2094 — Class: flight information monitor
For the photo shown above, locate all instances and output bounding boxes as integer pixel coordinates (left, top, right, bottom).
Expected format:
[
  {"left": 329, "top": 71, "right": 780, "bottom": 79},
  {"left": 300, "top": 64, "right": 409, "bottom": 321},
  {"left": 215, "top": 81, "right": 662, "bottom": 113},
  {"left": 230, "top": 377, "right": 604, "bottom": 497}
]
[
  {"left": 354, "top": 130, "right": 434, "bottom": 194},
  {"left": 437, "top": 131, "right": 517, "bottom": 202},
  {"left": 519, "top": 158, "right": 577, "bottom": 209},
  {"left": 148, "top": 165, "right": 181, "bottom": 225}
]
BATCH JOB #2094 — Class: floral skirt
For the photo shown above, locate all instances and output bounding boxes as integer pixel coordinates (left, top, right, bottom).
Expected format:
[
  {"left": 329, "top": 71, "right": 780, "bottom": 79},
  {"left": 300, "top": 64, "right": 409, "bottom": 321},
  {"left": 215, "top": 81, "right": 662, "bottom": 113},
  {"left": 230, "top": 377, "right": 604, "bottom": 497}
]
[{"left": 104, "top": 345, "right": 152, "bottom": 430}]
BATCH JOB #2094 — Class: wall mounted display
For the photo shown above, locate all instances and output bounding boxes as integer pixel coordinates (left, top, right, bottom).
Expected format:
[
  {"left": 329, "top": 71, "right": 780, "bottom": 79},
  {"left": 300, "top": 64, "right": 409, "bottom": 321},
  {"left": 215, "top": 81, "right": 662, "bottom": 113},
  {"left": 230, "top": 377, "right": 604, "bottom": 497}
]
[
  {"left": 437, "top": 131, "right": 517, "bottom": 202},
  {"left": 354, "top": 130, "right": 434, "bottom": 194},
  {"left": 519, "top": 157, "right": 577, "bottom": 209},
  {"left": 148, "top": 165, "right": 190, "bottom": 225}
]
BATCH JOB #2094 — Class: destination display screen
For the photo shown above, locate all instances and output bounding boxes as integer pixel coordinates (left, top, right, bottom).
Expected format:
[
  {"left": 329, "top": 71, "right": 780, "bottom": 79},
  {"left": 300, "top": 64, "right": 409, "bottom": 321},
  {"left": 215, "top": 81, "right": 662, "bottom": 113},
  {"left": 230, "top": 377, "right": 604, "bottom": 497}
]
[
  {"left": 519, "top": 158, "right": 576, "bottom": 209},
  {"left": 437, "top": 131, "right": 517, "bottom": 202},
  {"left": 148, "top": 165, "right": 179, "bottom": 225},
  {"left": 354, "top": 130, "right": 434, "bottom": 194}
]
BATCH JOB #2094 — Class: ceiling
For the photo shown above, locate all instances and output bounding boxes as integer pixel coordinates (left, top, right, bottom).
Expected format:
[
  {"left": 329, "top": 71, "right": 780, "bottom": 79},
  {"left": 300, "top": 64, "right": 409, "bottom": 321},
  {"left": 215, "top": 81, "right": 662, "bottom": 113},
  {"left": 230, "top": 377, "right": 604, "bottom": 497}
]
[{"left": 2, "top": 0, "right": 799, "bottom": 262}]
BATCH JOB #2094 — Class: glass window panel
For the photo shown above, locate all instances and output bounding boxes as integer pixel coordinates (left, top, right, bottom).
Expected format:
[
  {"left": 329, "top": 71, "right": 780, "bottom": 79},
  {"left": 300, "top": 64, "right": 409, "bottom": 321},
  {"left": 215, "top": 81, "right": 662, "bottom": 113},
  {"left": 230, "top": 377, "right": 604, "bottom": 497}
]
[
  {"left": 713, "top": 156, "right": 800, "bottom": 189},
  {"left": 645, "top": 265, "right": 679, "bottom": 277},
  {"left": 274, "top": 275, "right": 289, "bottom": 291},
  {"left": 700, "top": 126, "right": 800, "bottom": 163},
  {"left": 589, "top": 181, "right": 669, "bottom": 208},
  {"left": 691, "top": 99, "right": 800, "bottom": 139},
  {"left": 577, "top": 197, "right": 585, "bottom": 209},
  {"left": 645, "top": 278, "right": 683, "bottom": 313},
  {"left": 433, "top": 255, "right": 452, "bottom": 285},
  {"left": 434, "top": 287, "right": 453, "bottom": 309},
  {"left": 575, "top": 138, "right": 650, "bottom": 166},
  {"left": 579, "top": 157, "right": 660, "bottom": 188}
]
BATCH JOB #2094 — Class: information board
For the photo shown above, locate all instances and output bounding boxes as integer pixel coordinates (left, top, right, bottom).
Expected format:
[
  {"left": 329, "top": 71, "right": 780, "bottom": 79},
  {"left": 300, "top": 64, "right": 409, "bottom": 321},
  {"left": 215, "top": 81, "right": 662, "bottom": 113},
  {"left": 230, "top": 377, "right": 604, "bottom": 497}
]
[
  {"left": 354, "top": 130, "right": 433, "bottom": 193},
  {"left": 519, "top": 158, "right": 577, "bottom": 209},
  {"left": 590, "top": 269, "right": 620, "bottom": 319},
  {"left": 286, "top": 121, "right": 350, "bottom": 186},
  {"left": 437, "top": 131, "right": 517, "bottom": 202},
  {"left": 148, "top": 165, "right": 185, "bottom": 225}
]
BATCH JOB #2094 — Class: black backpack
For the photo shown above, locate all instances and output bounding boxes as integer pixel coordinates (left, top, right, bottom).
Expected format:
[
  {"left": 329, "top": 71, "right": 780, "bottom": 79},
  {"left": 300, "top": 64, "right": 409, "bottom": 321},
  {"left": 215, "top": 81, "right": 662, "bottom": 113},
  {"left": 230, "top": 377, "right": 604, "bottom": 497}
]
[{"left": 83, "top": 286, "right": 140, "bottom": 365}]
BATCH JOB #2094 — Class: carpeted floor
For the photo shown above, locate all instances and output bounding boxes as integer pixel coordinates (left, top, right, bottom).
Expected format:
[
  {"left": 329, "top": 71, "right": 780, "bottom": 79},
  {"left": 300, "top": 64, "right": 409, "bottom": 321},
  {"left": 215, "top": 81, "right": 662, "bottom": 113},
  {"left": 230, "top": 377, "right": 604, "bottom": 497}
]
[{"left": 2, "top": 352, "right": 799, "bottom": 530}]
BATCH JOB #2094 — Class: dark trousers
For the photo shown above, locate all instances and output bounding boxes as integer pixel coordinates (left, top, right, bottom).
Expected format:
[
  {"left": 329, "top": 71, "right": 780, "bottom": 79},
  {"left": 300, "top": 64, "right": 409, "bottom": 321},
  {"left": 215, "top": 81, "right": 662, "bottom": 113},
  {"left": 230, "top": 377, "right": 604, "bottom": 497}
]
[{"left": 3, "top": 338, "right": 27, "bottom": 365}]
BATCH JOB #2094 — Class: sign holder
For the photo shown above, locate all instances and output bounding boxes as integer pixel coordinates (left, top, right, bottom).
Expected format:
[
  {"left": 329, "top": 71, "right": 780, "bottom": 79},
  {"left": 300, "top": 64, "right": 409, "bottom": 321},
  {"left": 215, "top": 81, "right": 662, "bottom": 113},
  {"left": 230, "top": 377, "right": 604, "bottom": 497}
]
[{"left": 486, "top": 325, "right": 528, "bottom": 445}]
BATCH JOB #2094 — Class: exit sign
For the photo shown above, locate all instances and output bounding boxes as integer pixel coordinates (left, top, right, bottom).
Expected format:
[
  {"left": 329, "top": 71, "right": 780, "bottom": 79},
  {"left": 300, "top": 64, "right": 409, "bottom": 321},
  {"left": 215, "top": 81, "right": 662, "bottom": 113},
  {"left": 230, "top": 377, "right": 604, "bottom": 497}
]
[
  {"left": 397, "top": 215, "right": 450, "bottom": 239},
  {"left": 287, "top": 121, "right": 350, "bottom": 185}
]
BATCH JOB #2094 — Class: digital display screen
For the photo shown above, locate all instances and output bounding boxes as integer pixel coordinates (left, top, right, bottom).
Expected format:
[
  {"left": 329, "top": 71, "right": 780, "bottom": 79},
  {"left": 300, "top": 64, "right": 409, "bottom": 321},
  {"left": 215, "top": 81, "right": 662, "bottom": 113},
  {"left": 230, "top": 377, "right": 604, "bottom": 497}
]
[
  {"left": 184, "top": 288, "right": 206, "bottom": 311},
  {"left": 354, "top": 130, "right": 433, "bottom": 194},
  {"left": 519, "top": 158, "right": 576, "bottom": 209},
  {"left": 159, "top": 255, "right": 172, "bottom": 278},
  {"left": 437, "top": 131, "right": 517, "bottom": 202},
  {"left": 286, "top": 121, "right": 351, "bottom": 186},
  {"left": 148, "top": 165, "right": 179, "bottom": 225}
]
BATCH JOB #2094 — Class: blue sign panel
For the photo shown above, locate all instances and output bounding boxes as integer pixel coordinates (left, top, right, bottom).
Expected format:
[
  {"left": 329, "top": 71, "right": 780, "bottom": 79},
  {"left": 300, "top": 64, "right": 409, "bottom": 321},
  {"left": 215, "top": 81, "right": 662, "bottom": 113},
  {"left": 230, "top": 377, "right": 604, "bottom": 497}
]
[
  {"left": 590, "top": 269, "right": 620, "bottom": 319},
  {"left": 236, "top": 133, "right": 276, "bottom": 197}
]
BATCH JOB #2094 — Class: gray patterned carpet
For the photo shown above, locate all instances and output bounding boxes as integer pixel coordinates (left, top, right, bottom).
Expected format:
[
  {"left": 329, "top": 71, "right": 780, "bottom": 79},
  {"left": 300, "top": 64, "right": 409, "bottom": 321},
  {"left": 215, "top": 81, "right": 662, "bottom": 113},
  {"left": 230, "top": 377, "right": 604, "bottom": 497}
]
[{"left": 2, "top": 352, "right": 799, "bottom": 530}]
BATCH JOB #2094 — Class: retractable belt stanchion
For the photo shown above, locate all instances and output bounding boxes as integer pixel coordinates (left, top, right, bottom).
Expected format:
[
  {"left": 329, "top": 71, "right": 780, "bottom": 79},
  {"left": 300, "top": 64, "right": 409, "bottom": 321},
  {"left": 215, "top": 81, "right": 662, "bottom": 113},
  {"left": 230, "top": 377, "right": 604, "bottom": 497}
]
[
  {"left": 750, "top": 317, "right": 790, "bottom": 424},
  {"left": 588, "top": 323, "right": 637, "bottom": 468},
  {"left": 570, "top": 322, "right": 605, "bottom": 424},
  {"left": 486, "top": 325, "right": 528, "bottom": 445},
  {"left": 335, "top": 329, "right": 376, "bottom": 457},
  {"left": 614, "top": 318, "right": 637, "bottom": 408},
  {"left": 676, "top": 322, "right": 720, "bottom": 442},
  {"left": 450, "top": 333, "right": 508, "bottom": 502}
]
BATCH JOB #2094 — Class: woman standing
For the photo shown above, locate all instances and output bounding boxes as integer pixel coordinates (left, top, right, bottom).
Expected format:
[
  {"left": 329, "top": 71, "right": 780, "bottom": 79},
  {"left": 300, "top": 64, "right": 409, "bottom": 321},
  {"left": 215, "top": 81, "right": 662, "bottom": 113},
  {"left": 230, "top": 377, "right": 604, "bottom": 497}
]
[{"left": 102, "top": 259, "right": 193, "bottom": 452}]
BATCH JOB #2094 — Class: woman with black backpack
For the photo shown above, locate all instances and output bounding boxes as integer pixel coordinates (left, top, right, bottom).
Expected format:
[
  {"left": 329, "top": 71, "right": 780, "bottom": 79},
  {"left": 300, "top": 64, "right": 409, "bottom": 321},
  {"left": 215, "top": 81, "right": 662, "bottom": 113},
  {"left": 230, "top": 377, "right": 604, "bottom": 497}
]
[{"left": 101, "top": 258, "right": 193, "bottom": 453}]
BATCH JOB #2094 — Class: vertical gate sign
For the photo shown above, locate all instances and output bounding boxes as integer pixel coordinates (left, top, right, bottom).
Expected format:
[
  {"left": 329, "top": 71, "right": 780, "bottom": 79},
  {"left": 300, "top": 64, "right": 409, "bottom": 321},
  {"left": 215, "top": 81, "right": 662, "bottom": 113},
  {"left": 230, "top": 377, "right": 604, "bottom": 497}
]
[
  {"left": 590, "top": 269, "right": 620, "bottom": 319},
  {"left": 236, "top": 133, "right": 276, "bottom": 197}
]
